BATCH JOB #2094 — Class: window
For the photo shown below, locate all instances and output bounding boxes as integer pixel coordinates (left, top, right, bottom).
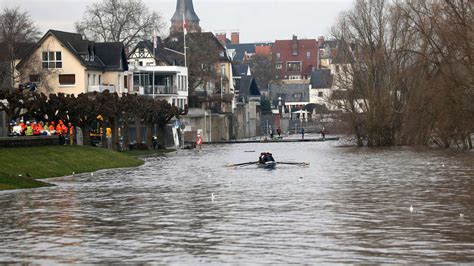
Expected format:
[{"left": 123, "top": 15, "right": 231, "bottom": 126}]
[
  {"left": 124, "top": 76, "right": 128, "bottom": 89},
  {"left": 289, "top": 75, "right": 301, "bottom": 80},
  {"left": 42, "top": 51, "right": 62, "bottom": 69},
  {"left": 275, "top": 63, "right": 282, "bottom": 70},
  {"left": 306, "top": 51, "right": 311, "bottom": 59},
  {"left": 287, "top": 61, "right": 302, "bottom": 72},
  {"left": 276, "top": 52, "right": 281, "bottom": 59},
  {"left": 98, "top": 75, "right": 102, "bottom": 85},
  {"left": 318, "top": 91, "right": 324, "bottom": 97},
  {"left": 29, "top": 75, "right": 40, "bottom": 83},
  {"left": 59, "top": 74, "right": 75, "bottom": 85}
]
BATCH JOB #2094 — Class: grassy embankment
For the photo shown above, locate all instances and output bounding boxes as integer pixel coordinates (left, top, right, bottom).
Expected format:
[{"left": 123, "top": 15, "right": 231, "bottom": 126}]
[{"left": 0, "top": 146, "right": 168, "bottom": 191}]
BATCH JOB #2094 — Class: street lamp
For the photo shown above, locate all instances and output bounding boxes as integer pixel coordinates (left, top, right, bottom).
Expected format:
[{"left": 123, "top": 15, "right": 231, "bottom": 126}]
[{"left": 278, "top": 96, "right": 282, "bottom": 116}]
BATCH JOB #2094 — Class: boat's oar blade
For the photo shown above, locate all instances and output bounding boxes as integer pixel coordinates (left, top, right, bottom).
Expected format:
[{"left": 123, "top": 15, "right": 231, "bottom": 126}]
[
  {"left": 226, "top": 161, "right": 257, "bottom": 167},
  {"left": 278, "top": 162, "right": 310, "bottom": 166}
]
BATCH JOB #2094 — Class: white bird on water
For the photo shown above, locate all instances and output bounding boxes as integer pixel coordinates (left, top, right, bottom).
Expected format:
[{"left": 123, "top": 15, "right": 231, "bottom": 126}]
[
  {"left": 91, "top": 172, "right": 94, "bottom": 177},
  {"left": 211, "top": 193, "right": 215, "bottom": 201},
  {"left": 460, "top": 213, "right": 464, "bottom": 218},
  {"left": 410, "top": 205, "right": 414, "bottom": 213}
]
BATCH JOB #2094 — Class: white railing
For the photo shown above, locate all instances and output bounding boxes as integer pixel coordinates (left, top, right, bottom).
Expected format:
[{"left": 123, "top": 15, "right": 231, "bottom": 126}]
[{"left": 88, "top": 85, "right": 116, "bottom": 93}]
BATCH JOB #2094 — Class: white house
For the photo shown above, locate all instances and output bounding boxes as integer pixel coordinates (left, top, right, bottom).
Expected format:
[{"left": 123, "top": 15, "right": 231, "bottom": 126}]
[{"left": 127, "top": 40, "right": 189, "bottom": 109}]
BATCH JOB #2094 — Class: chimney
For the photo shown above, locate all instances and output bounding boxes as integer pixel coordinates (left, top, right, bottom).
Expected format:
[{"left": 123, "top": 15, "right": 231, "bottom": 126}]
[
  {"left": 216, "top": 32, "right": 227, "bottom": 46},
  {"left": 292, "top": 35, "right": 298, "bottom": 56},
  {"left": 318, "top": 36, "right": 325, "bottom": 47},
  {"left": 231, "top": 32, "right": 240, "bottom": 44}
]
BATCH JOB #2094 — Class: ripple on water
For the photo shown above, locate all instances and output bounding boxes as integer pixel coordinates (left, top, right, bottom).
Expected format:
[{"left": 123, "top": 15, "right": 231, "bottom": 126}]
[{"left": 0, "top": 143, "right": 473, "bottom": 263}]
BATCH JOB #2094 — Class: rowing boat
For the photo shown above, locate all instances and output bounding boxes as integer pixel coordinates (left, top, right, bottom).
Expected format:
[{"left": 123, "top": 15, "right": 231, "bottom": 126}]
[{"left": 258, "top": 161, "right": 277, "bottom": 169}]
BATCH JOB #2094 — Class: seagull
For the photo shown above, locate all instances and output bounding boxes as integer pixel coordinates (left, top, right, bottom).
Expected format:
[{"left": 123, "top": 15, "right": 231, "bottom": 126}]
[
  {"left": 72, "top": 172, "right": 75, "bottom": 175},
  {"left": 91, "top": 172, "right": 94, "bottom": 177},
  {"left": 299, "top": 177, "right": 303, "bottom": 182},
  {"left": 460, "top": 213, "right": 464, "bottom": 218},
  {"left": 211, "top": 193, "right": 215, "bottom": 201},
  {"left": 442, "top": 162, "right": 445, "bottom": 167},
  {"left": 410, "top": 205, "right": 414, "bottom": 213}
]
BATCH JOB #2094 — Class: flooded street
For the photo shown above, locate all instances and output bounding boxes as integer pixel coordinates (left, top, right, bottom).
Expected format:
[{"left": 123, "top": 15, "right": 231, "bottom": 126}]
[{"left": 1, "top": 141, "right": 473, "bottom": 263}]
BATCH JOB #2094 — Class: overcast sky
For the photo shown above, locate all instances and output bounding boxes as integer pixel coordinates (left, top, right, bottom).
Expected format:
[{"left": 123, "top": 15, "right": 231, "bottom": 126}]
[{"left": 0, "top": 0, "right": 354, "bottom": 43}]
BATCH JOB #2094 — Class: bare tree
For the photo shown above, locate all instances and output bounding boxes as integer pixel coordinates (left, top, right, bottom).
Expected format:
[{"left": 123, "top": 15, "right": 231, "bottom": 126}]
[
  {"left": 249, "top": 54, "right": 273, "bottom": 91},
  {"left": 0, "top": 7, "right": 40, "bottom": 89},
  {"left": 75, "top": 0, "right": 166, "bottom": 49}
]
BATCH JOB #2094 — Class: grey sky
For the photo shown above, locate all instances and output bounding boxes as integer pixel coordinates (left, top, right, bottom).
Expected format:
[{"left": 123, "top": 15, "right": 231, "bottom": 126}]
[{"left": 1, "top": 0, "right": 354, "bottom": 43}]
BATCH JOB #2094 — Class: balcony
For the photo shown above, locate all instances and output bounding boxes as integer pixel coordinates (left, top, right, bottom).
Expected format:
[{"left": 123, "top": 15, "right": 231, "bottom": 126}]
[
  {"left": 88, "top": 85, "right": 115, "bottom": 93},
  {"left": 136, "top": 85, "right": 178, "bottom": 96}
]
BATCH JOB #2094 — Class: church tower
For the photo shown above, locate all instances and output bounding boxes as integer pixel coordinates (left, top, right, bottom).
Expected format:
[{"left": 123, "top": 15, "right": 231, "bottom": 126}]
[{"left": 170, "top": 0, "right": 201, "bottom": 34}]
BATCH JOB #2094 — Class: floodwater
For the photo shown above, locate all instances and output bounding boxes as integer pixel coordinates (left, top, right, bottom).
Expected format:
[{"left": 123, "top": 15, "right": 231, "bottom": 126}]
[{"left": 1, "top": 138, "right": 473, "bottom": 264}]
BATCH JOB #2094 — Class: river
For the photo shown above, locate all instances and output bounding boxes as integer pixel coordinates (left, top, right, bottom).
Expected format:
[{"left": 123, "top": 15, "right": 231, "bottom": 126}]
[{"left": 0, "top": 140, "right": 473, "bottom": 263}]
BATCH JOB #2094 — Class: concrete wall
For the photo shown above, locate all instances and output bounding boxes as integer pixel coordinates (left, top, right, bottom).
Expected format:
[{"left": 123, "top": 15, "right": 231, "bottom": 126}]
[
  {"left": 233, "top": 101, "right": 260, "bottom": 139},
  {"left": 181, "top": 108, "right": 234, "bottom": 143}
]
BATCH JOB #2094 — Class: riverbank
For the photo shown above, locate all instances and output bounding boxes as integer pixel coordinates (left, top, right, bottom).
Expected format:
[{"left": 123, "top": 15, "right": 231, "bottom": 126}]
[{"left": 0, "top": 146, "right": 170, "bottom": 191}]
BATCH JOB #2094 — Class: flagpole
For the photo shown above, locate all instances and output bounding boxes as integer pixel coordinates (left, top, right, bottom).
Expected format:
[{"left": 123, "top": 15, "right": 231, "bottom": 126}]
[
  {"left": 152, "top": 29, "right": 157, "bottom": 99},
  {"left": 183, "top": 14, "right": 188, "bottom": 105}
]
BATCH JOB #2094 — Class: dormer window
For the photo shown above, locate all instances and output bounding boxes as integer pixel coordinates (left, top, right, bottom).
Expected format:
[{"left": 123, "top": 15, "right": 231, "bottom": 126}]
[{"left": 90, "top": 51, "right": 95, "bottom": 61}]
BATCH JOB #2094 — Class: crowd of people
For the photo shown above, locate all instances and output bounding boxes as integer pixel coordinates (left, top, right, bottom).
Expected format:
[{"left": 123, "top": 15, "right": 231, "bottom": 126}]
[{"left": 8, "top": 119, "right": 74, "bottom": 145}]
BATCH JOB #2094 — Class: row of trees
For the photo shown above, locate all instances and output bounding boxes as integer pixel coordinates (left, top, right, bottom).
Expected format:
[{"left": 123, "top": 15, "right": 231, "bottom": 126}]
[
  {"left": 330, "top": 0, "right": 473, "bottom": 149},
  {"left": 0, "top": 90, "right": 180, "bottom": 150}
]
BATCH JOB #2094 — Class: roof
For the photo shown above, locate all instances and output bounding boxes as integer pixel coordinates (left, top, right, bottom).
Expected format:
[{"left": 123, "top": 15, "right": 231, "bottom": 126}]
[
  {"left": 269, "top": 82, "right": 309, "bottom": 103},
  {"left": 310, "top": 69, "right": 332, "bottom": 88},
  {"left": 171, "top": 0, "right": 200, "bottom": 22},
  {"left": 132, "top": 40, "right": 185, "bottom": 66},
  {"left": 0, "top": 42, "right": 36, "bottom": 62},
  {"left": 164, "top": 32, "right": 230, "bottom": 62},
  {"left": 238, "top": 75, "right": 261, "bottom": 97},
  {"left": 17, "top": 30, "right": 128, "bottom": 71},
  {"left": 226, "top": 43, "right": 273, "bottom": 62},
  {"left": 273, "top": 38, "right": 318, "bottom": 53},
  {"left": 232, "top": 64, "right": 250, "bottom": 77}
]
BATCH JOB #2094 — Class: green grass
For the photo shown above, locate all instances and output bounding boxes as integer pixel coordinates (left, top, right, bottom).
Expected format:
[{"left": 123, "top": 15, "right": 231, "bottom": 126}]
[
  {"left": 0, "top": 174, "right": 54, "bottom": 190},
  {"left": 0, "top": 146, "right": 145, "bottom": 191}
]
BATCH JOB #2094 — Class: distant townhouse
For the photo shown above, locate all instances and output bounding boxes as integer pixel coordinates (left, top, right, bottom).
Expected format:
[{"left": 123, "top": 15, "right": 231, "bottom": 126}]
[
  {"left": 16, "top": 30, "right": 128, "bottom": 96},
  {"left": 272, "top": 35, "right": 318, "bottom": 81},
  {"left": 127, "top": 39, "right": 188, "bottom": 109}
]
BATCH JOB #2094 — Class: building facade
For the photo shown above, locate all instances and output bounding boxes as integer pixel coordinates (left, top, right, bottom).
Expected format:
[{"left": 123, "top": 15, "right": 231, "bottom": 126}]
[
  {"left": 272, "top": 35, "right": 318, "bottom": 81},
  {"left": 128, "top": 40, "right": 188, "bottom": 109},
  {"left": 16, "top": 30, "right": 128, "bottom": 96}
]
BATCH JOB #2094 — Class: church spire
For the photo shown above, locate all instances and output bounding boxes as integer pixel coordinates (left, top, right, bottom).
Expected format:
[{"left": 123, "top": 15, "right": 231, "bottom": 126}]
[{"left": 170, "top": 0, "right": 201, "bottom": 34}]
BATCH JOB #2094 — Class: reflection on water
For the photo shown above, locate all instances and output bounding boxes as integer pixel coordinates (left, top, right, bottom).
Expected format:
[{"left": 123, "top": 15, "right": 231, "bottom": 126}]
[{"left": 0, "top": 142, "right": 473, "bottom": 263}]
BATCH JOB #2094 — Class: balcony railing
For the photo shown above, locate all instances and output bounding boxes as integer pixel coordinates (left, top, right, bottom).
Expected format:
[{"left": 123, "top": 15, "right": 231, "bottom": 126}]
[
  {"left": 88, "top": 85, "right": 115, "bottom": 93},
  {"left": 134, "top": 85, "right": 178, "bottom": 96}
]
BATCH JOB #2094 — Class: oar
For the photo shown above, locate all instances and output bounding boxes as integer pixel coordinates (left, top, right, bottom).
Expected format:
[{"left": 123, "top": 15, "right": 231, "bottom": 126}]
[
  {"left": 278, "top": 162, "right": 310, "bottom": 166},
  {"left": 226, "top": 161, "right": 257, "bottom": 167}
]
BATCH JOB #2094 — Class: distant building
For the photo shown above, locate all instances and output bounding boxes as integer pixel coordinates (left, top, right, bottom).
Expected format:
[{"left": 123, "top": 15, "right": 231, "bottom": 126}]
[
  {"left": 272, "top": 35, "right": 318, "bottom": 81},
  {"left": 170, "top": 0, "right": 201, "bottom": 34},
  {"left": 127, "top": 39, "right": 188, "bottom": 109},
  {"left": 16, "top": 30, "right": 128, "bottom": 96},
  {"left": 269, "top": 80, "right": 310, "bottom": 118}
]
